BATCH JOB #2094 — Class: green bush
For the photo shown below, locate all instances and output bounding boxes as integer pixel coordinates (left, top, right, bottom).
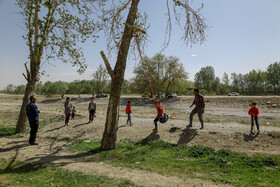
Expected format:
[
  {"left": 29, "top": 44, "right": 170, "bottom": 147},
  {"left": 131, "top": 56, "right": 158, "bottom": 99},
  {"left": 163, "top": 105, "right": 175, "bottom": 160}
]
[{"left": 187, "top": 145, "right": 215, "bottom": 158}]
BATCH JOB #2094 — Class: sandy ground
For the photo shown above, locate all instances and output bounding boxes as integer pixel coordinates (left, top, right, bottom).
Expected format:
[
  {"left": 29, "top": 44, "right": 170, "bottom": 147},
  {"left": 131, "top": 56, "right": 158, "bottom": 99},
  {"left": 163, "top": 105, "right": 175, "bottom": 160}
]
[{"left": 0, "top": 94, "right": 280, "bottom": 186}]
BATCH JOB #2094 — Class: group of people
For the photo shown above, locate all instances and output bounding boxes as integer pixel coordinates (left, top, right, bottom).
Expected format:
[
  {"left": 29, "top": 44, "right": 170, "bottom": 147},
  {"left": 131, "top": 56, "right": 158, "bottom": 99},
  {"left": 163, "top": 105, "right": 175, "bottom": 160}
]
[
  {"left": 64, "top": 97, "right": 97, "bottom": 126},
  {"left": 25, "top": 88, "right": 260, "bottom": 145}
]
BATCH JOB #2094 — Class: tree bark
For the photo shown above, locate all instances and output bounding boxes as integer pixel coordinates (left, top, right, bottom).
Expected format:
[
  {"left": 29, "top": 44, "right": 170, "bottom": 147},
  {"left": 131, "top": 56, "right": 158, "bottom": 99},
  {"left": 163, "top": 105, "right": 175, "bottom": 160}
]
[
  {"left": 101, "top": 0, "right": 140, "bottom": 150},
  {"left": 15, "top": 79, "right": 37, "bottom": 133}
]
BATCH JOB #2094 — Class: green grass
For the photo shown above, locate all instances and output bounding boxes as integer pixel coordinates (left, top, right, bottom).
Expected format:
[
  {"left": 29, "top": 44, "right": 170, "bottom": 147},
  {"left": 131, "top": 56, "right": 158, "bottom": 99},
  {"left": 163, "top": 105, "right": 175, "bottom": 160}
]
[
  {"left": 67, "top": 139, "right": 280, "bottom": 186},
  {"left": 0, "top": 115, "right": 63, "bottom": 138},
  {"left": 0, "top": 159, "right": 136, "bottom": 187},
  {"left": 45, "top": 136, "right": 72, "bottom": 142},
  {"left": 40, "top": 118, "right": 64, "bottom": 125}
]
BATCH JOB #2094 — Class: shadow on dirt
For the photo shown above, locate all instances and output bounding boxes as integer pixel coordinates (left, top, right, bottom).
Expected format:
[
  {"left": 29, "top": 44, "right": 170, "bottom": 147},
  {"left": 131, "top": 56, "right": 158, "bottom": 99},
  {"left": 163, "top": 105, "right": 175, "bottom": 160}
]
[
  {"left": 178, "top": 128, "right": 198, "bottom": 144},
  {"left": 72, "top": 122, "right": 90, "bottom": 128},
  {"left": 138, "top": 132, "right": 160, "bottom": 145},
  {"left": 243, "top": 133, "right": 259, "bottom": 142}
]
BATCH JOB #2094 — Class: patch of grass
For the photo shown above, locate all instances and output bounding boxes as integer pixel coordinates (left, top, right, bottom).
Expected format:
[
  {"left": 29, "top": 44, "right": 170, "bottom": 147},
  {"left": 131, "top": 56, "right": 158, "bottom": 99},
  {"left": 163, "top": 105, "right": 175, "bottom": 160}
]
[
  {"left": 67, "top": 139, "right": 280, "bottom": 186},
  {"left": 0, "top": 159, "right": 136, "bottom": 187},
  {"left": 40, "top": 118, "right": 64, "bottom": 125},
  {"left": 45, "top": 136, "right": 72, "bottom": 142},
  {"left": 0, "top": 125, "right": 16, "bottom": 138}
]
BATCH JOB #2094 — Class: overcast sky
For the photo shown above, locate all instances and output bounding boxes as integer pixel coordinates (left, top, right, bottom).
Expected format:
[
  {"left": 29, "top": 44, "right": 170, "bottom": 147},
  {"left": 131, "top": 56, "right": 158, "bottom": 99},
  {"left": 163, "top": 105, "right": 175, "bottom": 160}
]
[{"left": 0, "top": 0, "right": 280, "bottom": 89}]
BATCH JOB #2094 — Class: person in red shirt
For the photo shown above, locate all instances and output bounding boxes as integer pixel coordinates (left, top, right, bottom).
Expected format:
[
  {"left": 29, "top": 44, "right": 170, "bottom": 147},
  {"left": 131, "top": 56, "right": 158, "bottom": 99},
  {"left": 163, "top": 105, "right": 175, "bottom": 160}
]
[
  {"left": 248, "top": 102, "right": 260, "bottom": 134},
  {"left": 126, "top": 101, "right": 132, "bottom": 125},
  {"left": 153, "top": 100, "right": 164, "bottom": 133}
]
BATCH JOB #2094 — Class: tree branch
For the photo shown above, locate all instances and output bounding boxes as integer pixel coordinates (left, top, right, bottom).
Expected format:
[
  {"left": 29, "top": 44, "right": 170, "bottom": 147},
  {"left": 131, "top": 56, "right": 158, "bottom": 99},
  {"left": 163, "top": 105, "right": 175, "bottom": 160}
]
[
  {"left": 22, "top": 73, "right": 28, "bottom": 81},
  {"left": 100, "top": 51, "right": 114, "bottom": 77}
]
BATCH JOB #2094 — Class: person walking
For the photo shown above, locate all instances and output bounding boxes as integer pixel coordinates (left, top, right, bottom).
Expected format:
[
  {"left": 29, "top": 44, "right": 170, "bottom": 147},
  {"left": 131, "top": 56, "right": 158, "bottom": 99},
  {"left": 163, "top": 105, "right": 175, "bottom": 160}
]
[
  {"left": 26, "top": 95, "right": 40, "bottom": 145},
  {"left": 187, "top": 88, "right": 205, "bottom": 129},
  {"left": 64, "top": 97, "right": 72, "bottom": 126},
  {"left": 88, "top": 97, "right": 96, "bottom": 123},
  {"left": 126, "top": 101, "right": 132, "bottom": 125}
]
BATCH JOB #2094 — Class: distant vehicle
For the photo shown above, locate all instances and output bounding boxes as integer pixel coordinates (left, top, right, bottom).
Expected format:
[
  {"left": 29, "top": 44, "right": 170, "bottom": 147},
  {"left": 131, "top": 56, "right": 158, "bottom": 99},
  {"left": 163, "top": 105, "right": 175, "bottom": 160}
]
[
  {"left": 96, "top": 94, "right": 108, "bottom": 98},
  {"left": 156, "top": 93, "right": 165, "bottom": 98},
  {"left": 142, "top": 93, "right": 152, "bottom": 98},
  {"left": 227, "top": 92, "right": 239, "bottom": 96},
  {"left": 168, "top": 93, "right": 177, "bottom": 98}
]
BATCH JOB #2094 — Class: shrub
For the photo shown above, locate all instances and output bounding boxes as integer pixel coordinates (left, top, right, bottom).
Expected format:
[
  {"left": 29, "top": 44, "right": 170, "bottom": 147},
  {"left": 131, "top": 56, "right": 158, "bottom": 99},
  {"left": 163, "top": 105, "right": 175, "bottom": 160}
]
[{"left": 188, "top": 145, "right": 215, "bottom": 158}]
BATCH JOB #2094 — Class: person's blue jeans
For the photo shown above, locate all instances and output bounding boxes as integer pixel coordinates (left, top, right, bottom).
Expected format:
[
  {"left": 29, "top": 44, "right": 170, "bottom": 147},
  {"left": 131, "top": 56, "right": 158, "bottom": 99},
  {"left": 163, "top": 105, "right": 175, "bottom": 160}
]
[
  {"left": 251, "top": 116, "right": 260, "bottom": 131},
  {"left": 127, "top": 113, "right": 131, "bottom": 124}
]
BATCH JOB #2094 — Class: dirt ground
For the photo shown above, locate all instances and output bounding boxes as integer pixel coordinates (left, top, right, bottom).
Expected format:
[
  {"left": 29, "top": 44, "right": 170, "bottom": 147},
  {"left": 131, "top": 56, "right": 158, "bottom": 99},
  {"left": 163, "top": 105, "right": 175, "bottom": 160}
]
[{"left": 0, "top": 94, "right": 279, "bottom": 186}]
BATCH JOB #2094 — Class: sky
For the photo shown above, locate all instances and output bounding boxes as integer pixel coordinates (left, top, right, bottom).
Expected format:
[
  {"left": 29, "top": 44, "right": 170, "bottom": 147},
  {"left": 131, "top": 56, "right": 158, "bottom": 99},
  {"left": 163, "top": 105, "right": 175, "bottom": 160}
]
[{"left": 0, "top": 0, "right": 280, "bottom": 89}]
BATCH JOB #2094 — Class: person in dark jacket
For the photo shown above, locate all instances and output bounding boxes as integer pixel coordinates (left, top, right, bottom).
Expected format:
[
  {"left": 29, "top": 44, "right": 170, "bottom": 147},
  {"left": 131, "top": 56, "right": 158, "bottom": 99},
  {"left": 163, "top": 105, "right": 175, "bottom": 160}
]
[
  {"left": 88, "top": 97, "right": 96, "bottom": 123},
  {"left": 26, "top": 95, "right": 40, "bottom": 145},
  {"left": 64, "top": 97, "right": 72, "bottom": 126},
  {"left": 187, "top": 88, "right": 205, "bottom": 130}
]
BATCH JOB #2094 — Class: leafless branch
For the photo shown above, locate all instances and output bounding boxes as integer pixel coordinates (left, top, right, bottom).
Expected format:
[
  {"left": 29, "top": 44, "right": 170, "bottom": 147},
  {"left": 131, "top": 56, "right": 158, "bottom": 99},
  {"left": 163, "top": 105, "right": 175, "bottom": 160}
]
[{"left": 100, "top": 51, "right": 114, "bottom": 78}]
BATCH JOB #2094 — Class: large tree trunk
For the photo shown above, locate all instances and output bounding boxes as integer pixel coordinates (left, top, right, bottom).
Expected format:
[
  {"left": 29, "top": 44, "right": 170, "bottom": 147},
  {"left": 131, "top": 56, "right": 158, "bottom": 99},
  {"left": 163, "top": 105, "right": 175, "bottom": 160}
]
[
  {"left": 15, "top": 80, "right": 36, "bottom": 133},
  {"left": 101, "top": 0, "right": 140, "bottom": 150}
]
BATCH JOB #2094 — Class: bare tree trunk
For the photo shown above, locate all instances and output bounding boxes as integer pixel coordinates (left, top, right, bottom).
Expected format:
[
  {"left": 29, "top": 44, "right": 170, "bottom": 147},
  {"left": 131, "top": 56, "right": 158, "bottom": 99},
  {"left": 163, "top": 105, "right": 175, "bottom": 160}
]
[
  {"left": 101, "top": 0, "right": 140, "bottom": 150},
  {"left": 15, "top": 80, "right": 36, "bottom": 133}
]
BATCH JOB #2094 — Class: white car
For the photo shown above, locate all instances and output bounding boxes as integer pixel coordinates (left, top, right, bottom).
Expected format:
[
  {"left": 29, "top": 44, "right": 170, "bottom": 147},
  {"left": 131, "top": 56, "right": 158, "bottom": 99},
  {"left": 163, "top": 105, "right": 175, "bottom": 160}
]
[
  {"left": 227, "top": 92, "right": 239, "bottom": 96},
  {"left": 168, "top": 93, "right": 177, "bottom": 98}
]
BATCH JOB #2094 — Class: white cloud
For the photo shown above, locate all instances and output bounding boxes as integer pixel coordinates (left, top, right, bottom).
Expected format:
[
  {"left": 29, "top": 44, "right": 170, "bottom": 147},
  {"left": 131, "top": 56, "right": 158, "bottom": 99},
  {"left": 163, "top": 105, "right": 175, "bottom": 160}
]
[{"left": 191, "top": 54, "right": 197, "bottom": 57}]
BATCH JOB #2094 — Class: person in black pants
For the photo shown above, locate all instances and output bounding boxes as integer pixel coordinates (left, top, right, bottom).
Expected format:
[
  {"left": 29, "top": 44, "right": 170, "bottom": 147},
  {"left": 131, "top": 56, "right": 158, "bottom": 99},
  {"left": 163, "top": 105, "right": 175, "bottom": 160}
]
[
  {"left": 26, "top": 95, "right": 40, "bottom": 145},
  {"left": 88, "top": 97, "right": 96, "bottom": 123}
]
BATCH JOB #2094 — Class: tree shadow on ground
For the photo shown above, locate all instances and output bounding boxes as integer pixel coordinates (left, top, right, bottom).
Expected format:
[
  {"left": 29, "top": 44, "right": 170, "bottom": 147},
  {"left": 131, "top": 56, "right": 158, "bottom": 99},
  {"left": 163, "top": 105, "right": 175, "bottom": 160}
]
[
  {"left": 44, "top": 125, "right": 65, "bottom": 133},
  {"left": 177, "top": 128, "right": 198, "bottom": 144},
  {"left": 72, "top": 122, "right": 90, "bottom": 128},
  {"left": 243, "top": 133, "right": 259, "bottom": 142},
  {"left": 0, "top": 160, "right": 47, "bottom": 175}
]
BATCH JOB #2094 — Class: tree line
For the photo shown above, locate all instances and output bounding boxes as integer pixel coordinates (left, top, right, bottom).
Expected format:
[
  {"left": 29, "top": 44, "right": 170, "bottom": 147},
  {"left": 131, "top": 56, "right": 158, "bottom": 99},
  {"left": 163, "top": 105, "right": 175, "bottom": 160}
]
[
  {"left": 2, "top": 55, "right": 279, "bottom": 96},
  {"left": 194, "top": 62, "right": 280, "bottom": 95}
]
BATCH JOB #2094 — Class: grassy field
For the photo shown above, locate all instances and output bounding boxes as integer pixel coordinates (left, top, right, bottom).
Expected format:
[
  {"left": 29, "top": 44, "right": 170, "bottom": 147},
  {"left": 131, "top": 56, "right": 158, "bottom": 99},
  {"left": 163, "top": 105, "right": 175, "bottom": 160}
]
[
  {"left": 67, "top": 139, "right": 280, "bottom": 186},
  {"left": 0, "top": 159, "right": 136, "bottom": 187}
]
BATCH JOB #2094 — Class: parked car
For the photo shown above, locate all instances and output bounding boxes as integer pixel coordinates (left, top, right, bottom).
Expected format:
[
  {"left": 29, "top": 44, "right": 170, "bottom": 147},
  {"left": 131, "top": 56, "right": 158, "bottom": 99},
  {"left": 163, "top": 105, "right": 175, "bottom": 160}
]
[
  {"left": 156, "top": 93, "right": 165, "bottom": 98},
  {"left": 168, "top": 93, "right": 177, "bottom": 98},
  {"left": 227, "top": 92, "right": 239, "bottom": 96},
  {"left": 96, "top": 93, "right": 108, "bottom": 98},
  {"left": 142, "top": 93, "right": 152, "bottom": 98}
]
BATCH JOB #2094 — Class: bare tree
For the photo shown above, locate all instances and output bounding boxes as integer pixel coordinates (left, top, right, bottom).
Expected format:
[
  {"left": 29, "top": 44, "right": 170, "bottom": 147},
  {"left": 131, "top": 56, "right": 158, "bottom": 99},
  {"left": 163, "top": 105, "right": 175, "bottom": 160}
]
[
  {"left": 92, "top": 64, "right": 109, "bottom": 94},
  {"left": 100, "top": 0, "right": 207, "bottom": 150},
  {"left": 15, "top": 0, "right": 102, "bottom": 133}
]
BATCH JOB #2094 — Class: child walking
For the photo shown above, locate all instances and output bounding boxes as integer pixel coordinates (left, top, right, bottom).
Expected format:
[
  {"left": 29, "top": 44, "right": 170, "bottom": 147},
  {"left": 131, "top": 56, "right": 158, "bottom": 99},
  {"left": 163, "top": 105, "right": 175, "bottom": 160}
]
[
  {"left": 126, "top": 101, "right": 132, "bottom": 125},
  {"left": 71, "top": 105, "right": 76, "bottom": 120},
  {"left": 153, "top": 100, "right": 164, "bottom": 133},
  {"left": 248, "top": 102, "right": 260, "bottom": 135}
]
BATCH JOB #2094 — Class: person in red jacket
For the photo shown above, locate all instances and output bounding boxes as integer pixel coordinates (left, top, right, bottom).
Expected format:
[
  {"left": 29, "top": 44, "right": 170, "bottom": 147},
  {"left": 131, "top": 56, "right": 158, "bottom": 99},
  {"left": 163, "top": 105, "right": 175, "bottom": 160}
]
[
  {"left": 153, "top": 100, "right": 164, "bottom": 133},
  {"left": 126, "top": 101, "right": 132, "bottom": 125},
  {"left": 248, "top": 102, "right": 260, "bottom": 134}
]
